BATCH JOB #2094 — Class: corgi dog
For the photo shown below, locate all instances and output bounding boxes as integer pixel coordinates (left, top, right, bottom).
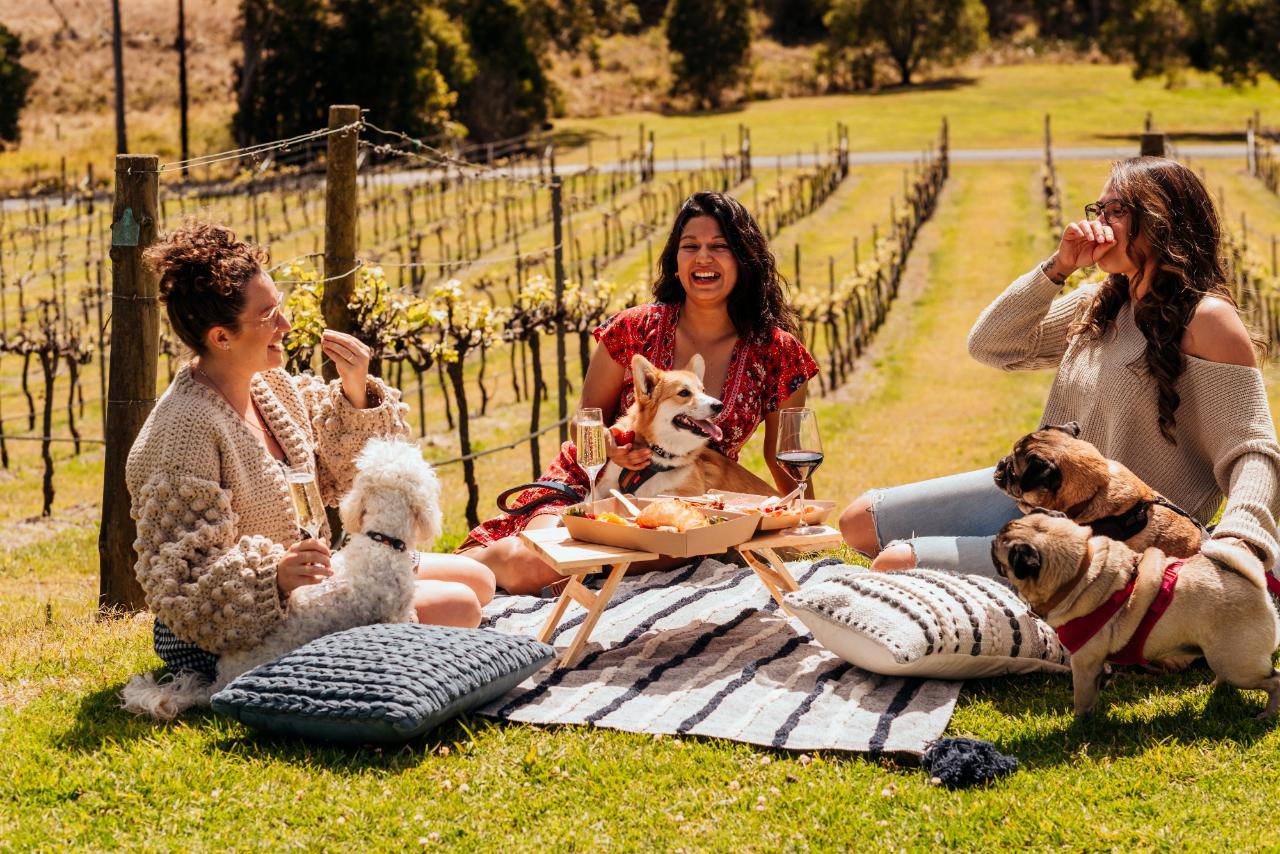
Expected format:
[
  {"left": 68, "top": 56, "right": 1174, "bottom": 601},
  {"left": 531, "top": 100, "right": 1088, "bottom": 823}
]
[{"left": 594, "top": 354, "right": 779, "bottom": 499}]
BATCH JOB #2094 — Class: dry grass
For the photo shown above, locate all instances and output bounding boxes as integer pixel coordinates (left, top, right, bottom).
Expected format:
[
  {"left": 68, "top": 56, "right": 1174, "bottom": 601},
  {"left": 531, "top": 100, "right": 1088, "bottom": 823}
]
[
  {"left": 3, "top": 0, "right": 238, "bottom": 185},
  {"left": 550, "top": 28, "right": 823, "bottom": 118}
]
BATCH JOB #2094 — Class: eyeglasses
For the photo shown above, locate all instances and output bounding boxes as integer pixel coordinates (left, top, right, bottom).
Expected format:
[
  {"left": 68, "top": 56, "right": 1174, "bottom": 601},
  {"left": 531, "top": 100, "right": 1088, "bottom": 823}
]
[
  {"left": 254, "top": 300, "right": 288, "bottom": 328},
  {"left": 1084, "top": 200, "right": 1130, "bottom": 223}
]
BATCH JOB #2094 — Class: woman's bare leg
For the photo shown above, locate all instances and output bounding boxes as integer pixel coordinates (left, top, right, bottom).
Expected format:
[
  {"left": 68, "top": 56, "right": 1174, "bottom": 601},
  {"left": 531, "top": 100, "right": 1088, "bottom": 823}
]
[
  {"left": 838, "top": 491, "right": 917, "bottom": 571},
  {"left": 416, "top": 552, "right": 496, "bottom": 605},
  {"left": 460, "top": 514, "right": 563, "bottom": 595},
  {"left": 413, "top": 580, "right": 483, "bottom": 627}
]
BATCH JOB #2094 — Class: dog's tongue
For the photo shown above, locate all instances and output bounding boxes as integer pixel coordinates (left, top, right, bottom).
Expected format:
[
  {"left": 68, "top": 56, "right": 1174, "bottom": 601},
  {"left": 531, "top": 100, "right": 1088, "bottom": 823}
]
[{"left": 695, "top": 419, "right": 723, "bottom": 442}]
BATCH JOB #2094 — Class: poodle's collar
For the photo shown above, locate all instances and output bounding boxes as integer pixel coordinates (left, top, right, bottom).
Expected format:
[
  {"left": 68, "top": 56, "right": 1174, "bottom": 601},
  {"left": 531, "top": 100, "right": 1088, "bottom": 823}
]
[{"left": 362, "top": 531, "right": 408, "bottom": 552}]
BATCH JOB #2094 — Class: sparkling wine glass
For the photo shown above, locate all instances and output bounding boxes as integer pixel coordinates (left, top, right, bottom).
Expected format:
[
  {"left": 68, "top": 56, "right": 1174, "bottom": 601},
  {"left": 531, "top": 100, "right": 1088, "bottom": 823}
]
[
  {"left": 283, "top": 460, "right": 326, "bottom": 543},
  {"left": 775, "top": 407, "right": 825, "bottom": 536},
  {"left": 575, "top": 407, "right": 607, "bottom": 512}
]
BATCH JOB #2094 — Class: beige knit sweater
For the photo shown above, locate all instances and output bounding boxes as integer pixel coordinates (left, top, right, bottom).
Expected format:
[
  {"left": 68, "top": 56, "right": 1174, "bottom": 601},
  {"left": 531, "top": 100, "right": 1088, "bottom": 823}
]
[
  {"left": 126, "top": 364, "right": 411, "bottom": 654},
  {"left": 968, "top": 264, "right": 1280, "bottom": 570}
]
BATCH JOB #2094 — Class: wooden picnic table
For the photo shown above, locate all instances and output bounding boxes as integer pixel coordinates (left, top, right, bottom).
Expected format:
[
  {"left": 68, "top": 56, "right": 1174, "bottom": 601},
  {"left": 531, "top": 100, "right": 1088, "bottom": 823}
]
[{"left": 521, "top": 525, "right": 843, "bottom": 667}]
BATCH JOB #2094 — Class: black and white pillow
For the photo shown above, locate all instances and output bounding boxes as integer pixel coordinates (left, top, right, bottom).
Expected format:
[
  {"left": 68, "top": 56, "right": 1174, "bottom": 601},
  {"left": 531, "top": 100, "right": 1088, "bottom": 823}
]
[{"left": 784, "top": 565, "right": 1070, "bottom": 679}]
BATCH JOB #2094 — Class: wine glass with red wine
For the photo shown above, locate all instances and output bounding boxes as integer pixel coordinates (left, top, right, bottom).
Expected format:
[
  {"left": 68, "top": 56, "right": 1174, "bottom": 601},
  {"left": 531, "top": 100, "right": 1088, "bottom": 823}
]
[{"left": 775, "top": 407, "right": 825, "bottom": 535}]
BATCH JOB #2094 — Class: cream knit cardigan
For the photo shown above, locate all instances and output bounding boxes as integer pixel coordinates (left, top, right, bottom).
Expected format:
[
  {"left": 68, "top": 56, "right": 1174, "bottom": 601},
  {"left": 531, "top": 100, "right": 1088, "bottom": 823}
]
[
  {"left": 968, "top": 265, "right": 1280, "bottom": 570},
  {"left": 126, "top": 364, "right": 410, "bottom": 653}
]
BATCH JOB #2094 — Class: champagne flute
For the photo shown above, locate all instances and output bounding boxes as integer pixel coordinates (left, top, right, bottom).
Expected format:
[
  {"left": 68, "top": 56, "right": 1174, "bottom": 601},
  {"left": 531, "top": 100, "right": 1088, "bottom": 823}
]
[
  {"left": 283, "top": 460, "right": 327, "bottom": 543},
  {"left": 575, "top": 407, "right": 607, "bottom": 512},
  {"left": 775, "top": 407, "right": 825, "bottom": 536}
]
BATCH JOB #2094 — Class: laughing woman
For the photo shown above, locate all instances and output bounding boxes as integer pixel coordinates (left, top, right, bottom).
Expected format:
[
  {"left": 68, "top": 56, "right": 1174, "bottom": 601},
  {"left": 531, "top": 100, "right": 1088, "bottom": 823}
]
[
  {"left": 127, "top": 221, "right": 494, "bottom": 681},
  {"left": 839, "top": 156, "right": 1280, "bottom": 578},
  {"left": 461, "top": 191, "right": 820, "bottom": 594}
]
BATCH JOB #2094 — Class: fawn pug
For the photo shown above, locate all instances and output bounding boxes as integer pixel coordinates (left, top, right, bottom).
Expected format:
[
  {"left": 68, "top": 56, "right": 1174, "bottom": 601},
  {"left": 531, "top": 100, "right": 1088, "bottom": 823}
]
[
  {"left": 993, "top": 422, "right": 1204, "bottom": 557},
  {"left": 991, "top": 511, "right": 1279, "bottom": 719},
  {"left": 594, "top": 354, "right": 778, "bottom": 499}
]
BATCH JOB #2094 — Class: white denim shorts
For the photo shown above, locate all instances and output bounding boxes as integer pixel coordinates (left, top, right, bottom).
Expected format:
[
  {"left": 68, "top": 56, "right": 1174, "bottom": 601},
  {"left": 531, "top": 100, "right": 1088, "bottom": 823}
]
[{"left": 867, "top": 466, "right": 1022, "bottom": 577}]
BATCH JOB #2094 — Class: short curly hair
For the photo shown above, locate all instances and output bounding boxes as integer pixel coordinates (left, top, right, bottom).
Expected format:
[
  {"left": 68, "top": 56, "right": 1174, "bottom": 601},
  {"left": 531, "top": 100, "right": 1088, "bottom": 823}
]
[{"left": 143, "top": 219, "right": 269, "bottom": 354}]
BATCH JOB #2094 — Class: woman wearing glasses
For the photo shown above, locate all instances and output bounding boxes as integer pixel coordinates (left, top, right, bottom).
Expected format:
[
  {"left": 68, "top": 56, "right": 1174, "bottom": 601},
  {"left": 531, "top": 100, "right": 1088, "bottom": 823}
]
[
  {"left": 839, "top": 156, "right": 1280, "bottom": 577},
  {"left": 126, "top": 220, "right": 494, "bottom": 684}
]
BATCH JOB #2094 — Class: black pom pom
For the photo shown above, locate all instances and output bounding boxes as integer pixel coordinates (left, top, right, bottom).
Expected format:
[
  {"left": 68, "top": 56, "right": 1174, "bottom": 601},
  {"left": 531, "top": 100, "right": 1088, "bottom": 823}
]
[{"left": 921, "top": 737, "right": 1019, "bottom": 788}]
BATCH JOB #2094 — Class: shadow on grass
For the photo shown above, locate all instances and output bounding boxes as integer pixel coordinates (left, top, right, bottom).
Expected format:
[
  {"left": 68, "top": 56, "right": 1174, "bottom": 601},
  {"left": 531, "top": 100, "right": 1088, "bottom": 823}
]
[
  {"left": 57, "top": 678, "right": 195, "bottom": 752},
  {"left": 958, "top": 664, "right": 1277, "bottom": 770},
  {"left": 1094, "top": 130, "right": 1245, "bottom": 144},
  {"left": 545, "top": 127, "right": 613, "bottom": 151},
  {"left": 864, "top": 76, "right": 979, "bottom": 97},
  {"left": 203, "top": 717, "right": 489, "bottom": 772},
  {"left": 650, "top": 101, "right": 749, "bottom": 119}
]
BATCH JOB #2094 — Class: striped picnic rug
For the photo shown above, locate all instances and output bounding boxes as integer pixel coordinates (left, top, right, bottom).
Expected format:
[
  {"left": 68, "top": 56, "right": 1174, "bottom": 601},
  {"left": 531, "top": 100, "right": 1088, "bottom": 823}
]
[{"left": 478, "top": 558, "right": 961, "bottom": 755}]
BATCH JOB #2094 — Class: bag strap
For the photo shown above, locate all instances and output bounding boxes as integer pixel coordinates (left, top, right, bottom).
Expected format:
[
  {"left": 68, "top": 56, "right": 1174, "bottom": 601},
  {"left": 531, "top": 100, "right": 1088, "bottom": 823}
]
[{"left": 496, "top": 481, "right": 584, "bottom": 516}]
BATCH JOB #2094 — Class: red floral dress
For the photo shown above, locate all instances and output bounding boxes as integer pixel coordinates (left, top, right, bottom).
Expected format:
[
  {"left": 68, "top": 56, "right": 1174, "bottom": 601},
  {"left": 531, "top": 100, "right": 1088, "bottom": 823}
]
[{"left": 460, "top": 302, "right": 819, "bottom": 548}]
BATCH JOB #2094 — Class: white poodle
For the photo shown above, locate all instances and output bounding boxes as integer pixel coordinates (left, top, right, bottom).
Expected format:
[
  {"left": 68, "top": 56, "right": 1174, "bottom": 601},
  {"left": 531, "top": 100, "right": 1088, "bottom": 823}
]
[{"left": 121, "top": 438, "right": 441, "bottom": 720}]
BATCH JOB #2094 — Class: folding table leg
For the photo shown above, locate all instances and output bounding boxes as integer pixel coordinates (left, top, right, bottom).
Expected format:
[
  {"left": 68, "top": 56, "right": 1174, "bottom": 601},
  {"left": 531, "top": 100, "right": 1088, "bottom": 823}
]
[
  {"left": 738, "top": 547, "right": 801, "bottom": 613},
  {"left": 559, "top": 561, "right": 630, "bottom": 668},
  {"left": 537, "top": 580, "right": 577, "bottom": 644}
]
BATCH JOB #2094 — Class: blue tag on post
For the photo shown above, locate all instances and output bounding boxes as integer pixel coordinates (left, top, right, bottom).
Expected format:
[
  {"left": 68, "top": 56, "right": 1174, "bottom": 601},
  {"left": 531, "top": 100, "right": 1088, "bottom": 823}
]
[{"left": 111, "top": 208, "right": 140, "bottom": 247}]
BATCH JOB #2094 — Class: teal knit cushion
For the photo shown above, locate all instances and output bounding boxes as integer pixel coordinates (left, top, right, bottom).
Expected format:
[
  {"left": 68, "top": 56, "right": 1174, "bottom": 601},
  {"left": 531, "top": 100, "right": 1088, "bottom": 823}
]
[{"left": 211, "top": 624, "right": 553, "bottom": 744}]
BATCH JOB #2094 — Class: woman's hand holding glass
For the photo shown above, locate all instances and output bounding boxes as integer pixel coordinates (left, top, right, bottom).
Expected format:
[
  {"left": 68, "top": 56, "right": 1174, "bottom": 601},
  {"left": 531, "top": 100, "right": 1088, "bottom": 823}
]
[{"left": 277, "top": 538, "right": 333, "bottom": 597}]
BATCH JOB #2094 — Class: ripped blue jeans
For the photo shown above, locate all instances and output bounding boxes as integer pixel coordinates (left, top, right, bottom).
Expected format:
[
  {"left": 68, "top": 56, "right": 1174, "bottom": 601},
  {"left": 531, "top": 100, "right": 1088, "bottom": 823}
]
[{"left": 866, "top": 466, "right": 1021, "bottom": 577}]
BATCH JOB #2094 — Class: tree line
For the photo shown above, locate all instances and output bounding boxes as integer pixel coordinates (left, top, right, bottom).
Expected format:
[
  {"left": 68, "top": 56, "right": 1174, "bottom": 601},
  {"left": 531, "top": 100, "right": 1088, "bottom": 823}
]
[{"left": 0, "top": 0, "right": 1277, "bottom": 151}]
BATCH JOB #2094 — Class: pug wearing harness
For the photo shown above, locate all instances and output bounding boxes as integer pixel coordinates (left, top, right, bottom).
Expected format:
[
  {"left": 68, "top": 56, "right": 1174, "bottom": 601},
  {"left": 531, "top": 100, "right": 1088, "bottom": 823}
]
[
  {"left": 991, "top": 511, "right": 1280, "bottom": 719},
  {"left": 993, "top": 422, "right": 1204, "bottom": 558}
]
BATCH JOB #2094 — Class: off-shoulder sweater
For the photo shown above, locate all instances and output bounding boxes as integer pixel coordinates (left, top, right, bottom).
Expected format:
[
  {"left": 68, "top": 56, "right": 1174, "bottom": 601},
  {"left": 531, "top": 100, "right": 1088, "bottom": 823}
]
[
  {"left": 967, "top": 264, "right": 1280, "bottom": 571},
  {"left": 126, "top": 364, "right": 411, "bottom": 654}
]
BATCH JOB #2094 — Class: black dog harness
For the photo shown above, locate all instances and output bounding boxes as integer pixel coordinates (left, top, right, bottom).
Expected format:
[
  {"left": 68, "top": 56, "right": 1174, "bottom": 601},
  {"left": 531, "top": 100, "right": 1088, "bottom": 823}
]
[
  {"left": 1081, "top": 495, "right": 1207, "bottom": 541},
  {"left": 617, "top": 443, "right": 680, "bottom": 493}
]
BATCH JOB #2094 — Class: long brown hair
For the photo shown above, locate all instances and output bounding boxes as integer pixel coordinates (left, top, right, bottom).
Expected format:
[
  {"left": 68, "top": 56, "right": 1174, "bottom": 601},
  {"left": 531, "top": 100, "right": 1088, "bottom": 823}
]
[
  {"left": 1073, "top": 157, "right": 1263, "bottom": 443},
  {"left": 652, "top": 192, "right": 799, "bottom": 338}
]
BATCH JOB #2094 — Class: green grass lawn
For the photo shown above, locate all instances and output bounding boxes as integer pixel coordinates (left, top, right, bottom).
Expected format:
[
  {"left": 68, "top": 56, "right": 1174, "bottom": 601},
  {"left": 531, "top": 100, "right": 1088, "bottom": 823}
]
[
  {"left": 555, "top": 63, "right": 1279, "bottom": 164},
  {"left": 8, "top": 65, "right": 1280, "bottom": 847}
]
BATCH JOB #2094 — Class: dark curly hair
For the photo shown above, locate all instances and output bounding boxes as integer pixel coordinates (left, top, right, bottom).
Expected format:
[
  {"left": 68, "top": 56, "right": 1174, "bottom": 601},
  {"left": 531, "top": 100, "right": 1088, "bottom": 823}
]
[
  {"left": 1073, "top": 157, "right": 1264, "bottom": 444},
  {"left": 652, "top": 192, "right": 798, "bottom": 338},
  {"left": 143, "top": 219, "right": 269, "bottom": 354}
]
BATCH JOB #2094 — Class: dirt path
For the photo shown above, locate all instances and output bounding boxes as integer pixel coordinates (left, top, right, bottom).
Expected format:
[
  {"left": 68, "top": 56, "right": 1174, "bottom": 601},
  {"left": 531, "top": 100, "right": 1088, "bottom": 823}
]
[{"left": 794, "top": 162, "right": 1056, "bottom": 503}]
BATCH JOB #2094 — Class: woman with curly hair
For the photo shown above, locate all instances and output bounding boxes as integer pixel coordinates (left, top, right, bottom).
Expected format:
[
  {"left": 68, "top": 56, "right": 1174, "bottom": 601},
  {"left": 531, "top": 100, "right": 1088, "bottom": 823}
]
[
  {"left": 127, "top": 220, "right": 494, "bottom": 680},
  {"left": 840, "top": 156, "right": 1280, "bottom": 578},
  {"left": 462, "top": 191, "right": 819, "bottom": 594}
]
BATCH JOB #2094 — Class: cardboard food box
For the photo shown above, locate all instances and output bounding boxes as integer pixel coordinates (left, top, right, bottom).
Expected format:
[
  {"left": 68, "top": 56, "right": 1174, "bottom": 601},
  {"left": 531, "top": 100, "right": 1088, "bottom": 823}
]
[
  {"left": 676, "top": 491, "right": 840, "bottom": 531},
  {"left": 561, "top": 497, "right": 761, "bottom": 558}
]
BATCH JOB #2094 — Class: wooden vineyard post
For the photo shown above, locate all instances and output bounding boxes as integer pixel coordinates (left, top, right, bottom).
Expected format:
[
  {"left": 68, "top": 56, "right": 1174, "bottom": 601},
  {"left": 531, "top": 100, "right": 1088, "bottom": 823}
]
[
  {"left": 321, "top": 105, "right": 359, "bottom": 540},
  {"left": 322, "top": 104, "right": 360, "bottom": 381},
  {"left": 99, "top": 153, "right": 160, "bottom": 612},
  {"left": 1140, "top": 132, "right": 1166, "bottom": 158},
  {"left": 551, "top": 168, "right": 569, "bottom": 443},
  {"left": 940, "top": 118, "right": 949, "bottom": 179}
]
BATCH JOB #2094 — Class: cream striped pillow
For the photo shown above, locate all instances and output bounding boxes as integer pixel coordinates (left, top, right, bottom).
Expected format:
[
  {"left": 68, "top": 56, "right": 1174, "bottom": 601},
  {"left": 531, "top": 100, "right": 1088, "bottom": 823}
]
[{"left": 784, "top": 565, "right": 1071, "bottom": 679}]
